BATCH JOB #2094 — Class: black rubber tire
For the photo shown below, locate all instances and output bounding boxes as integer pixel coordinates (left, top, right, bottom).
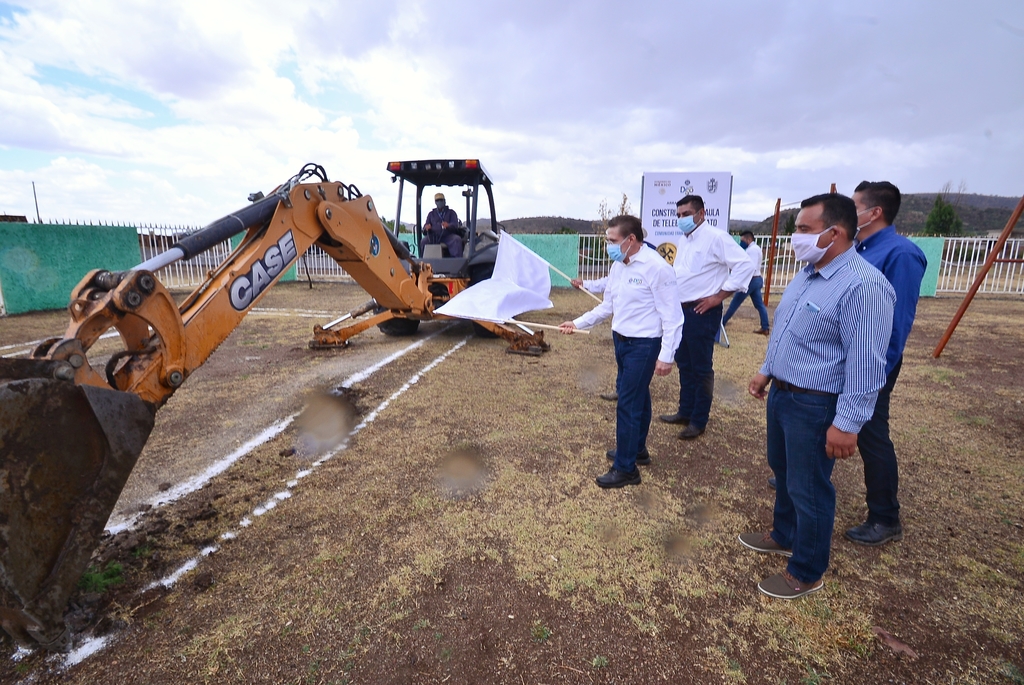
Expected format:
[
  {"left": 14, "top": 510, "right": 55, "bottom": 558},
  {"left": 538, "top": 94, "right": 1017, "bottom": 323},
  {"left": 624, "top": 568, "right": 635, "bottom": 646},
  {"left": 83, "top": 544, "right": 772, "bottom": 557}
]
[
  {"left": 467, "top": 261, "right": 499, "bottom": 338},
  {"left": 377, "top": 317, "right": 420, "bottom": 336}
]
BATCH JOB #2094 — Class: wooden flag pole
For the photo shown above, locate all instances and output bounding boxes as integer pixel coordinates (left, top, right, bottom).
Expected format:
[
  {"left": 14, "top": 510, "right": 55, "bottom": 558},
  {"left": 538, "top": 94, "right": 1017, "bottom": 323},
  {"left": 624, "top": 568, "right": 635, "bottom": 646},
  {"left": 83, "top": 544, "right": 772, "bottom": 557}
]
[
  {"left": 506, "top": 320, "right": 591, "bottom": 334},
  {"left": 548, "top": 261, "right": 603, "bottom": 304}
]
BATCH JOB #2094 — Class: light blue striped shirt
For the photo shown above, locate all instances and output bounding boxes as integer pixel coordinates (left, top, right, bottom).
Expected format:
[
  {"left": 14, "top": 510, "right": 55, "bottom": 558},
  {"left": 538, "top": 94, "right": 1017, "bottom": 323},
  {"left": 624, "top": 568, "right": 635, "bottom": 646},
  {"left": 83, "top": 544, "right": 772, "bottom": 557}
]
[{"left": 759, "top": 246, "right": 895, "bottom": 433}]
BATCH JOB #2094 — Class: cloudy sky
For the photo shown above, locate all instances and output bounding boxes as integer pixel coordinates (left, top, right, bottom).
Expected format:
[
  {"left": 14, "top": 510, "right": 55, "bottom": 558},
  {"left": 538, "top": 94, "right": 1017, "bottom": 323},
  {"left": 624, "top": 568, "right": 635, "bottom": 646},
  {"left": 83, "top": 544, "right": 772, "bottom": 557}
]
[{"left": 1, "top": 0, "right": 1021, "bottom": 227}]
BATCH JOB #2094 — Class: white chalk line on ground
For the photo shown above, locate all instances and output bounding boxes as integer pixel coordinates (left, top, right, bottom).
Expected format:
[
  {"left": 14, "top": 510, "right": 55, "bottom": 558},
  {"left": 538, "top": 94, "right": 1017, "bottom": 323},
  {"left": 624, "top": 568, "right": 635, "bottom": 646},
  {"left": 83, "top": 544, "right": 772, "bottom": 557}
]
[
  {"left": 166, "top": 336, "right": 469, "bottom": 590},
  {"left": 14, "top": 329, "right": 458, "bottom": 669},
  {"left": 60, "top": 336, "right": 469, "bottom": 670},
  {"left": 104, "top": 327, "right": 449, "bottom": 535}
]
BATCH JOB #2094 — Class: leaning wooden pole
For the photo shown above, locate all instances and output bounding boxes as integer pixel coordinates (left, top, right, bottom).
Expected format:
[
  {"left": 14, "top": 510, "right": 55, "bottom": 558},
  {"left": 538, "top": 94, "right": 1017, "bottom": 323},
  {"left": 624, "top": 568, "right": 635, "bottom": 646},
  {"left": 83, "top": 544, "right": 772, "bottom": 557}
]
[
  {"left": 932, "top": 193, "right": 1024, "bottom": 358},
  {"left": 763, "top": 198, "right": 782, "bottom": 306},
  {"left": 829, "top": 183, "right": 837, "bottom": 194}
]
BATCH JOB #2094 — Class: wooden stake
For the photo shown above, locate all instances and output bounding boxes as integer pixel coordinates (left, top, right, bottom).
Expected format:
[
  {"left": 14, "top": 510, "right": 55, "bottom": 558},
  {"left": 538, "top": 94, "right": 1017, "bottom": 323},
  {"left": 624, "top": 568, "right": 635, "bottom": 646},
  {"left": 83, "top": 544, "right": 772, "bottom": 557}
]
[
  {"left": 933, "top": 193, "right": 1024, "bottom": 358},
  {"left": 506, "top": 320, "right": 591, "bottom": 334}
]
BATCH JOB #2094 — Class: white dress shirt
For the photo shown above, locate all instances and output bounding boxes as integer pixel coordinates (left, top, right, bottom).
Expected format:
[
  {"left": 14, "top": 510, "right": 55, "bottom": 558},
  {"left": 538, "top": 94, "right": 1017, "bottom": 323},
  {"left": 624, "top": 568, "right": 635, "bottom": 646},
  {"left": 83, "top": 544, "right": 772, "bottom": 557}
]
[
  {"left": 572, "top": 245, "right": 683, "bottom": 363},
  {"left": 672, "top": 222, "right": 756, "bottom": 301},
  {"left": 745, "top": 240, "right": 764, "bottom": 278}
]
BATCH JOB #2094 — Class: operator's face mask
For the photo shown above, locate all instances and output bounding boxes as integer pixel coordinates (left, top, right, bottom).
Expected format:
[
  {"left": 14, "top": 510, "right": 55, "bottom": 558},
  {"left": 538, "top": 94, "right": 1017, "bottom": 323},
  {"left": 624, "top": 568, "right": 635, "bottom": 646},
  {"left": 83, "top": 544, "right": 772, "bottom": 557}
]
[{"left": 435, "top": 200, "right": 445, "bottom": 210}]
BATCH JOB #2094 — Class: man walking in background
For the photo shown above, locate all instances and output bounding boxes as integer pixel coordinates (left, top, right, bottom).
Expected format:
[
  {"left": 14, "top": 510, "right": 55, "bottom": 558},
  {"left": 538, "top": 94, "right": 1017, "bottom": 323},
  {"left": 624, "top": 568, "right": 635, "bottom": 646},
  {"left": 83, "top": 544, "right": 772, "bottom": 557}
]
[
  {"left": 561, "top": 215, "right": 682, "bottom": 488},
  {"left": 741, "top": 193, "right": 894, "bottom": 599},
  {"left": 722, "top": 230, "right": 771, "bottom": 335},
  {"left": 660, "top": 195, "right": 755, "bottom": 439},
  {"left": 844, "top": 181, "right": 927, "bottom": 546}
]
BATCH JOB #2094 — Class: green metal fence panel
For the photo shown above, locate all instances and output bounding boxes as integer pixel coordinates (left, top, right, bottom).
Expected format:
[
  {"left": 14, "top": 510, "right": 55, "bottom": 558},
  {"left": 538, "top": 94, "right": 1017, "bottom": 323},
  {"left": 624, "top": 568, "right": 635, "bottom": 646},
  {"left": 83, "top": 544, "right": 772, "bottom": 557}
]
[
  {"left": 908, "top": 237, "right": 943, "bottom": 297},
  {"left": 0, "top": 223, "right": 139, "bottom": 315},
  {"left": 229, "top": 234, "right": 298, "bottom": 282},
  {"left": 513, "top": 234, "right": 578, "bottom": 287}
]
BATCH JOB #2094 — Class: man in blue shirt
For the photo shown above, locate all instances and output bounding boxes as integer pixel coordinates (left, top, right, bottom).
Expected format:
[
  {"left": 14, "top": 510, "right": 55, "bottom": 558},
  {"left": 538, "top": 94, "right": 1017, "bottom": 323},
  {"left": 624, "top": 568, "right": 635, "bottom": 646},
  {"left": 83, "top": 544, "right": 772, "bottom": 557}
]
[
  {"left": 845, "top": 181, "right": 927, "bottom": 546},
  {"left": 740, "top": 193, "right": 894, "bottom": 599},
  {"left": 421, "top": 192, "right": 463, "bottom": 257}
]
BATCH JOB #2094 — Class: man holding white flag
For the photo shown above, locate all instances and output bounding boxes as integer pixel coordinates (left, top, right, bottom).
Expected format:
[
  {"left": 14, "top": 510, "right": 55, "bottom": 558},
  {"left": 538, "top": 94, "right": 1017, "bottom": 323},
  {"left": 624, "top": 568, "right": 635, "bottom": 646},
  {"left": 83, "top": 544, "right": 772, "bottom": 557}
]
[
  {"left": 435, "top": 231, "right": 553, "bottom": 323},
  {"left": 560, "top": 216, "right": 683, "bottom": 488}
]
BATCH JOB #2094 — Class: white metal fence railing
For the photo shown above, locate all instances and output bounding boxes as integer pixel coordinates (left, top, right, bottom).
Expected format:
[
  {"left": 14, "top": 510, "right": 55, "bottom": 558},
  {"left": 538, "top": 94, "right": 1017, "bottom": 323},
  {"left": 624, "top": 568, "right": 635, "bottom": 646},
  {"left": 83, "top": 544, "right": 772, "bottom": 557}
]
[
  {"left": 936, "top": 237, "right": 1024, "bottom": 294},
  {"left": 136, "top": 228, "right": 353, "bottom": 287},
  {"left": 137, "top": 226, "right": 230, "bottom": 289},
  {"left": 135, "top": 228, "right": 1024, "bottom": 296},
  {"left": 578, "top": 234, "right": 1024, "bottom": 296}
]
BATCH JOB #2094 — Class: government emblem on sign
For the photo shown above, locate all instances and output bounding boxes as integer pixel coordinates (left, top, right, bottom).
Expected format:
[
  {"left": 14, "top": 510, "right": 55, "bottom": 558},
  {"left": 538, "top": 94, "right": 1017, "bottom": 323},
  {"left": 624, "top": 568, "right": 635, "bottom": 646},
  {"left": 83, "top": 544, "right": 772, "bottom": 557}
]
[
  {"left": 707, "top": 178, "right": 718, "bottom": 193},
  {"left": 657, "top": 242, "right": 677, "bottom": 265}
]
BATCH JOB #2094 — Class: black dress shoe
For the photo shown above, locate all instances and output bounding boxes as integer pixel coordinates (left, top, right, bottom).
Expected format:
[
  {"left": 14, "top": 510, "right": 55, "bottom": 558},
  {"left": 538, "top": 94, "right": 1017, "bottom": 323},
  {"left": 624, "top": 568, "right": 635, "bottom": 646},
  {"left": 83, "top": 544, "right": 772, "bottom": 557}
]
[
  {"left": 606, "top": 448, "right": 651, "bottom": 466},
  {"left": 659, "top": 413, "right": 690, "bottom": 424},
  {"left": 677, "top": 424, "right": 705, "bottom": 440},
  {"left": 599, "top": 391, "right": 619, "bottom": 401},
  {"left": 767, "top": 476, "right": 777, "bottom": 489},
  {"left": 595, "top": 468, "right": 642, "bottom": 488},
  {"left": 844, "top": 521, "right": 903, "bottom": 546}
]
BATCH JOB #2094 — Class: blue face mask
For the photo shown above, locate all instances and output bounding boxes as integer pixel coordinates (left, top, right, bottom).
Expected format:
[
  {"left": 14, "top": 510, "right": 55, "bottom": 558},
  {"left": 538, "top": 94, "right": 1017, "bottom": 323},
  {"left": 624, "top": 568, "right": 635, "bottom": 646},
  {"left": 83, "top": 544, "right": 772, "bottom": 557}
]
[
  {"left": 677, "top": 216, "right": 697, "bottom": 234},
  {"left": 606, "top": 242, "right": 625, "bottom": 262},
  {"left": 740, "top": 240, "right": 750, "bottom": 250}
]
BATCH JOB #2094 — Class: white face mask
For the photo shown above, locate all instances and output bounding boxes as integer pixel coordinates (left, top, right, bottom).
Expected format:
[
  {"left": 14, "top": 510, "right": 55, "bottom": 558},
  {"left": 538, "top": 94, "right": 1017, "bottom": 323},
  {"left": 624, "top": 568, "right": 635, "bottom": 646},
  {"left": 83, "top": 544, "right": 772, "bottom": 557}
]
[{"left": 792, "top": 227, "right": 835, "bottom": 264}]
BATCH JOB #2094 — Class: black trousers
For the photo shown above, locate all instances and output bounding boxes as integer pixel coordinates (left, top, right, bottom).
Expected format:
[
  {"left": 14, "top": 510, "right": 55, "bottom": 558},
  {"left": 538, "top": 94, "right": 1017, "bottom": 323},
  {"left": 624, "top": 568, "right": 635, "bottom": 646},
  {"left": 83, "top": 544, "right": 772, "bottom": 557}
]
[{"left": 856, "top": 357, "right": 903, "bottom": 526}]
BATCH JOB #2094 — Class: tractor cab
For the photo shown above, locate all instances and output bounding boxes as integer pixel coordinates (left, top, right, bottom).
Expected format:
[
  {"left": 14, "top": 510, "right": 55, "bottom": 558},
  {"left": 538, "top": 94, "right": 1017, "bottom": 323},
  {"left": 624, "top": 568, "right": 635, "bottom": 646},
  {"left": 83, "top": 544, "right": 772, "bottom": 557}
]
[{"left": 387, "top": 159, "right": 499, "bottom": 277}]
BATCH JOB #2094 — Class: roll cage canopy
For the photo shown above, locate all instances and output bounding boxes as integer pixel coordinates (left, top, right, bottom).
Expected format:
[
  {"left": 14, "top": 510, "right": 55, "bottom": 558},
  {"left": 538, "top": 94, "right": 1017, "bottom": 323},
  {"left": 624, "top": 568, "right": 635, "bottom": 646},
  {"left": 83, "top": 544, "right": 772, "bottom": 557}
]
[{"left": 387, "top": 159, "right": 498, "bottom": 275}]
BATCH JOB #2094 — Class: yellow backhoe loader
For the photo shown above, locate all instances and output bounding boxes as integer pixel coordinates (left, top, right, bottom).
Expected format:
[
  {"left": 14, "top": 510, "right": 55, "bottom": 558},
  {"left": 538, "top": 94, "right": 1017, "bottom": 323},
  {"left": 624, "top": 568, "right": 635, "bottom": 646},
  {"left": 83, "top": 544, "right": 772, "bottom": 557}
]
[{"left": 0, "top": 162, "right": 545, "bottom": 651}]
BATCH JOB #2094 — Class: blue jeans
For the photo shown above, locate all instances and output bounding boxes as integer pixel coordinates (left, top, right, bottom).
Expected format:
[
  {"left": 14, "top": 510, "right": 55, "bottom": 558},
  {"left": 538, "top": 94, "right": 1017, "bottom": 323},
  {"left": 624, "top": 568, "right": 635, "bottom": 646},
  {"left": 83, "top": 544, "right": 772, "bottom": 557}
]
[
  {"left": 857, "top": 357, "right": 903, "bottom": 526},
  {"left": 766, "top": 384, "right": 838, "bottom": 584},
  {"left": 612, "top": 333, "right": 661, "bottom": 473},
  {"left": 674, "top": 303, "right": 721, "bottom": 429},
  {"left": 722, "top": 276, "right": 770, "bottom": 330}
]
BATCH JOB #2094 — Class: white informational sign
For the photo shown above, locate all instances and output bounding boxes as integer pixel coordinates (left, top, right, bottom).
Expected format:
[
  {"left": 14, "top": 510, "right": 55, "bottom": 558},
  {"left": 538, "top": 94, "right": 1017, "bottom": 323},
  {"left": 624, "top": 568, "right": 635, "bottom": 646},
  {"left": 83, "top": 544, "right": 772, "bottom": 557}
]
[{"left": 640, "top": 171, "right": 733, "bottom": 265}]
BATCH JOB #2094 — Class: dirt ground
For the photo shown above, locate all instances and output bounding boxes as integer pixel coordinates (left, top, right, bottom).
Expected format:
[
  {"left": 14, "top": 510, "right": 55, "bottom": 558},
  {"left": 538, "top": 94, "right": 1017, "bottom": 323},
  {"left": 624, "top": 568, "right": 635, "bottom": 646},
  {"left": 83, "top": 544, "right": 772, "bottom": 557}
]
[{"left": 1, "top": 283, "right": 1023, "bottom": 684}]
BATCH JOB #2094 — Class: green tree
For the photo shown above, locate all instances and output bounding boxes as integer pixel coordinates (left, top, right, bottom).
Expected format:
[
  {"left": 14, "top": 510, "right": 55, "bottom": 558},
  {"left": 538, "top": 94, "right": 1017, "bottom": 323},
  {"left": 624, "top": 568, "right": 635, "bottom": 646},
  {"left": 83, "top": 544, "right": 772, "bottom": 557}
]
[
  {"left": 924, "top": 195, "right": 964, "bottom": 236},
  {"left": 782, "top": 213, "right": 796, "bottom": 235}
]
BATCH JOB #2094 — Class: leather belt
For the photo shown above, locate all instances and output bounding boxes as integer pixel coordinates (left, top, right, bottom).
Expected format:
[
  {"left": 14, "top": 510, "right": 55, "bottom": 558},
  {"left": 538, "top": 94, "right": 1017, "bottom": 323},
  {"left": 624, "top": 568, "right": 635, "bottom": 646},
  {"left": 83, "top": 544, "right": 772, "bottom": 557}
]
[
  {"left": 772, "top": 379, "right": 836, "bottom": 397},
  {"left": 681, "top": 301, "right": 700, "bottom": 309}
]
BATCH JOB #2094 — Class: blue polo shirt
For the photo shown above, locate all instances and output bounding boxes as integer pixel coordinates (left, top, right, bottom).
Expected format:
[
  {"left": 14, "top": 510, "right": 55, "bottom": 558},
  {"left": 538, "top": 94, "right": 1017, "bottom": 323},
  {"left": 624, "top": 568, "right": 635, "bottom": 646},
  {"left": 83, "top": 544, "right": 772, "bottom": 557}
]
[{"left": 855, "top": 225, "right": 927, "bottom": 375}]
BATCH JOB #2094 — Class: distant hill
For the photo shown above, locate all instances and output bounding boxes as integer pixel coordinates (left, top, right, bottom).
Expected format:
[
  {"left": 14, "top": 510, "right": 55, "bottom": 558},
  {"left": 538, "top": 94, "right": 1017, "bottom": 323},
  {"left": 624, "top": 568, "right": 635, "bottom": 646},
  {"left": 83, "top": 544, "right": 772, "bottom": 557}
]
[
  {"left": 420, "top": 193, "right": 1020, "bottom": 238},
  {"left": 482, "top": 216, "right": 760, "bottom": 235},
  {"left": 480, "top": 216, "right": 599, "bottom": 234},
  {"left": 744, "top": 193, "right": 1020, "bottom": 236}
]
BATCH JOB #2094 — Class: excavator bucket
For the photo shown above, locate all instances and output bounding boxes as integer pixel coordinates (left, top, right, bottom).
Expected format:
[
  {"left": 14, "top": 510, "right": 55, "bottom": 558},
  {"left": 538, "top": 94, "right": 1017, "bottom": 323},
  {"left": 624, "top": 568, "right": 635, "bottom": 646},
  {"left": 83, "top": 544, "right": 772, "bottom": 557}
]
[{"left": 0, "top": 359, "right": 154, "bottom": 651}]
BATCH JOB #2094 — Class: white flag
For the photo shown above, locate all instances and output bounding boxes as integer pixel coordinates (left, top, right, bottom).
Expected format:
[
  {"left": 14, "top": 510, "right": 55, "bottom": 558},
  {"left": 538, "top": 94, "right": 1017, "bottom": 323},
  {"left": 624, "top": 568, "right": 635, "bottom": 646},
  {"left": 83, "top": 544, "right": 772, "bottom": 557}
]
[{"left": 435, "top": 232, "right": 553, "bottom": 323}]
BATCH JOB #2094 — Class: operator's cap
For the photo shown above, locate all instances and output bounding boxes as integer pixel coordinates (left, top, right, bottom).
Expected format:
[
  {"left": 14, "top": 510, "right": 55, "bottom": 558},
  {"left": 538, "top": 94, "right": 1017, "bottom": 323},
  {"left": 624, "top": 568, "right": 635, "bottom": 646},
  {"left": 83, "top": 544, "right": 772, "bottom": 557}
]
[{"left": 434, "top": 192, "right": 445, "bottom": 201}]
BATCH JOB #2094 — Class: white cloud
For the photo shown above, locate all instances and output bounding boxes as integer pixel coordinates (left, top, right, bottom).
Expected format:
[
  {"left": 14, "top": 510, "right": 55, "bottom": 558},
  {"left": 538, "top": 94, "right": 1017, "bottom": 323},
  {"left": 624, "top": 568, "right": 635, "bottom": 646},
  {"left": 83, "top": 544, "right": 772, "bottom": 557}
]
[{"left": 0, "top": 0, "right": 1021, "bottom": 227}]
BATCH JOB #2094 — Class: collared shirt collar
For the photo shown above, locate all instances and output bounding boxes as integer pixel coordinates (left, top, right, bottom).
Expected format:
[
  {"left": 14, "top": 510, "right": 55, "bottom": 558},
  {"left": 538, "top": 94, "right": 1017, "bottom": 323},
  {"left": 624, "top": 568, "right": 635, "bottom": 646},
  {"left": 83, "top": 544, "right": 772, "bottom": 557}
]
[
  {"left": 682, "top": 220, "right": 705, "bottom": 240},
  {"left": 856, "top": 224, "right": 896, "bottom": 249},
  {"left": 625, "top": 243, "right": 654, "bottom": 265},
  {"left": 808, "top": 245, "right": 858, "bottom": 280}
]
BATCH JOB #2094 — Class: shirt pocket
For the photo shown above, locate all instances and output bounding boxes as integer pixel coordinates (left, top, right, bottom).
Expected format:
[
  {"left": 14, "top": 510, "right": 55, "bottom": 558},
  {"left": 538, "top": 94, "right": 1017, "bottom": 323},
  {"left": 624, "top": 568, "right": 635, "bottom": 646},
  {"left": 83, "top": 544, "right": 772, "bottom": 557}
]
[
  {"left": 788, "top": 302, "right": 831, "bottom": 342},
  {"left": 684, "top": 249, "right": 706, "bottom": 273}
]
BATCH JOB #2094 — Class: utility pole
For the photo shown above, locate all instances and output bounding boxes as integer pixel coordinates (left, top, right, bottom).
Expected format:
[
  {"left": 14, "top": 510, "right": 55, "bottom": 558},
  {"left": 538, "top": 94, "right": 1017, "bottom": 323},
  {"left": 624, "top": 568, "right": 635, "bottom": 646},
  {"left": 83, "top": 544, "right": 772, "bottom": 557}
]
[{"left": 31, "top": 182, "right": 41, "bottom": 223}]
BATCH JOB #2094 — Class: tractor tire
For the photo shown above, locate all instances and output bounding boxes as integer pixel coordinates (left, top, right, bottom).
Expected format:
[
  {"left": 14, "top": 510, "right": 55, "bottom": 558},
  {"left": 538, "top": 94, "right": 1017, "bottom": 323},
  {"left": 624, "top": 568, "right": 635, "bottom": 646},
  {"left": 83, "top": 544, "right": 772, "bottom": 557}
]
[
  {"left": 377, "top": 317, "right": 420, "bottom": 337},
  {"left": 467, "top": 261, "right": 499, "bottom": 338}
]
